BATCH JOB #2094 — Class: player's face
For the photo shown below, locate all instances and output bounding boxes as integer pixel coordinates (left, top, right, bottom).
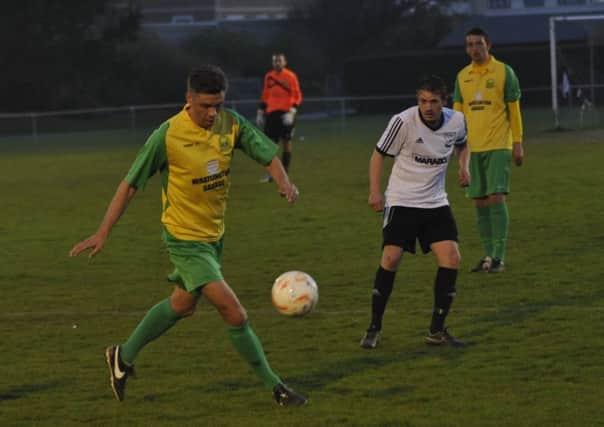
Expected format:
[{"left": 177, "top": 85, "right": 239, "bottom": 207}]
[
  {"left": 465, "top": 35, "right": 490, "bottom": 64},
  {"left": 186, "top": 91, "right": 225, "bottom": 130},
  {"left": 417, "top": 90, "right": 445, "bottom": 123},
  {"left": 272, "top": 55, "right": 286, "bottom": 71}
]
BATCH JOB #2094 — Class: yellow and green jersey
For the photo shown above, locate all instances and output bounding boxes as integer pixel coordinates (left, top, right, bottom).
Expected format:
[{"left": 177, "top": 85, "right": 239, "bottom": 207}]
[
  {"left": 125, "top": 106, "right": 277, "bottom": 242},
  {"left": 453, "top": 56, "right": 523, "bottom": 152}
]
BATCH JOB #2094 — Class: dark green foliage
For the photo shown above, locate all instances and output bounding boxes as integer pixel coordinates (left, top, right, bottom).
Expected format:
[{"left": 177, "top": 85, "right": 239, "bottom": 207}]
[
  {"left": 289, "top": 0, "right": 454, "bottom": 73},
  {"left": 0, "top": 0, "right": 140, "bottom": 112},
  {"left": 183, "top": 28, "right": 272, "bottom": 77}
]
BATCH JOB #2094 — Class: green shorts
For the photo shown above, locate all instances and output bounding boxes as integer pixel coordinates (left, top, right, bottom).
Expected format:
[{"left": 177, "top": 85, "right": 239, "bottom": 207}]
[
  {"left": 162, "top": 228, "right": 224, "bottom": 295},
  {"left": 466, "top": 149, "right": 512, "bottom": 199}
]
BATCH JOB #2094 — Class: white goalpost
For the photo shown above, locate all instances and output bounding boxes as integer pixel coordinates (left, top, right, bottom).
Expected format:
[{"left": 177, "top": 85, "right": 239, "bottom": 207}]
[{"left": 550, "top": 14, "right": 604, "bottom": 128}]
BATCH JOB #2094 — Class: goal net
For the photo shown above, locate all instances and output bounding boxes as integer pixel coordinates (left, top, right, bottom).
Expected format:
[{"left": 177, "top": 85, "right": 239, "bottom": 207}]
[{"left": 550, "top": 14, "right": 604, "bottom": 129}]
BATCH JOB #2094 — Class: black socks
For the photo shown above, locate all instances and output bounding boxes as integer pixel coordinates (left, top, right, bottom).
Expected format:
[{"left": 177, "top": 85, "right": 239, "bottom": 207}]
[
  {"left": 430, "top": 267, "right": 458, "bottom": 334},
  {"left": 369, "top": 266, "right": 396, "bottom": 331}
]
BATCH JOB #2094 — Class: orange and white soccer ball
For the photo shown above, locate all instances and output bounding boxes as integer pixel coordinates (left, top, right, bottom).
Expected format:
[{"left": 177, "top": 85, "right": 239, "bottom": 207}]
[{"left": 271, "top": 271, "right": 318, "bottom": 316}]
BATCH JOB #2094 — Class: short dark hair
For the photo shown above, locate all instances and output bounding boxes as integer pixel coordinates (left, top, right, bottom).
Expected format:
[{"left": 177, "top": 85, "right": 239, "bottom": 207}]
[
  {"left": 417, "top": 75, "right": 448, "bottom": 98},
  {"left": 465, "top": 27, "right": 490, "bottom": 43},
  {"left": 187, "top": 65, "right": 228, "bottom": 94}
]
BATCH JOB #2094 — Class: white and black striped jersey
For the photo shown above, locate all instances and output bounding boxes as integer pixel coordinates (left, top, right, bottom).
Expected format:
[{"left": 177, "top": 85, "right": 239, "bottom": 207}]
[{"left": 376, "top": 106, "right": 467, "bottom": 208}]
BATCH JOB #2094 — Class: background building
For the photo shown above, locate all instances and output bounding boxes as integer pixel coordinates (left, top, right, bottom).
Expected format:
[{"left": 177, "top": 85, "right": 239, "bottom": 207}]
[
  {"left": 449, "top": 0, "right": 604, "bottom": 15},
  {"left": 113, "top": 0, "right": 313, "bottom": 44}
]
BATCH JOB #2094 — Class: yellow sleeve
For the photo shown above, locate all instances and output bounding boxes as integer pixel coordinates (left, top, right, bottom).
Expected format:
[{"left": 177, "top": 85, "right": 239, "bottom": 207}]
[
  {"left": 453, "top": 101, "right": 463, "bottom": 112},
  {"left": 507, "top": 100, "right": 523, "bottom": 143}
]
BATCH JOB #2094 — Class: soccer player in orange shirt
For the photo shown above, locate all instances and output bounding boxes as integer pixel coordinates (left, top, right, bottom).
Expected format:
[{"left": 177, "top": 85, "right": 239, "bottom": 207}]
[{"left": 257, "top": 53, "right": 303, "bottom": 182}]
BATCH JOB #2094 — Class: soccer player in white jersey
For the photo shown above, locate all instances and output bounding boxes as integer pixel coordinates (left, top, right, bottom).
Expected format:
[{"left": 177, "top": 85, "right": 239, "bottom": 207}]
[{"left": 360, "top": 75, "right": 470, "bottom": 349}]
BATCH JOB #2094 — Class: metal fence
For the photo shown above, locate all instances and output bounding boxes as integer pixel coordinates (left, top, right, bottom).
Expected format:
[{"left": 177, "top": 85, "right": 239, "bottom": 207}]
[
  {"left": 0, "top": 95, "right": 418, "bottom": 141},
  {"left": 1, "top": 87, "right": 603, "bottom": 141}
]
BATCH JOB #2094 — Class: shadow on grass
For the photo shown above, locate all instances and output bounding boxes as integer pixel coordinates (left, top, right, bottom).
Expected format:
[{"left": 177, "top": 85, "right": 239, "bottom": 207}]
[
  {"left": 464, "top": 287, "right": 604, "bottom": 339},
  {"left": 0, "top": 380, "right": 63, "bottom": 401},
  {"left": 129, "top": 289, "right": 604, "bottom": 403},
  {"left": 284, "top": 287, "right": 604, "bottom": 393},
  {"left": 144, "top": 349, "right": 429, "bottom": 400},
  {"left": 288, "top": 342, "right": 469, "bottom": 393}
]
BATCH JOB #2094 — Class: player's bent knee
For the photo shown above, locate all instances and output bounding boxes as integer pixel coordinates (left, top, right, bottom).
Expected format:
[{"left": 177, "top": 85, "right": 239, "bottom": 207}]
[
  {"left": 229, "top": 313, "right": 248, "bottom": 328},
  {"left": 225, "top": 307, "right": 248, "bottom": 327},
  {"left": 381, "top": 247, "right": 403, "bottom": 271},
  {"left": 216, "top": 302, "right": 248, "bottom": 326},
  {"left": 432, "top": 242, "right": 460, "bottom": 269},
  {"left": 170, "top": 291, "right": 199, "bottom": 317},
  {"left": 381, "top": 257, "right": 401, "bottom": 271},
  {"left": 172, "top": 300, "right": 198, "bottom": 317},
  {"left": 443, "top": 254, "right": 461, "bottom": 269},
  {"left": 383, "top": 261, "right": 399, "bottom": 271},
  {"left": 488, "top": 193, "right": 506, "bottom": 203},
  {"left": 449, "top": 252, "right": 461, "bottom": 268}
]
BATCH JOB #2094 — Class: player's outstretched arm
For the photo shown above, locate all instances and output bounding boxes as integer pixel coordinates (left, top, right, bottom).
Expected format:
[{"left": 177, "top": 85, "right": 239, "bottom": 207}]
[
  {"left": 69, "top": 181, "right": 137, "bottom": 258},
  {"left": 265, "top": 156, "right": 299, "bottom": 204},
  {"left": 456, "top": 144, "right": 471, "bottom": 187},
  {"left": 368, "top": 150, "right": 385, "bottom": 212}
]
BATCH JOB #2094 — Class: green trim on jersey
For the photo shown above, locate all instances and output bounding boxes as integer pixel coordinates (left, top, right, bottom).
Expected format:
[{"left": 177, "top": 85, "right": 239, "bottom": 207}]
[
  {"left": 453, "top": 78, "right": 463, "bottom": 104},
  {"left": 453, "top": 64, "right": 521, "bottom": 104},
  {"left": 125, "top": 121, "right": 169, "bottom": 190},
  {"left": 230, "top": 109, "right": 278, "bottom": 165},
  {"left": 123, "top": 106, "right": 278, "bottom": 242},
  {"left": 454, "top": 56, "right": 521, "bottom": 152},
  {"left": 504, "top": 65, "right": 521, "bottom": 103}
]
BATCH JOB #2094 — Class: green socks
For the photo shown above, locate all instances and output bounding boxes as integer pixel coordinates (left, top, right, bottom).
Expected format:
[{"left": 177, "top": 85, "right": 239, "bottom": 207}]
[
  {"left": 121, "top": 298, "right": 182, "bottom": 365},
  {"left": 476, "top": 205, "right": 493, "bottom": 257},
  {"left": 228, "top": 322, "right": 281, "bottom": 389},
  {"left": 119, "top": 300, "right": 281, "bottom": 389},
  {"left": 490, "top": 201, "right": 509, "bottom": 262},
  {"left": 476, "top": 202, "right": 509, "bottom": 262},
  {"left": 119, "top": 299, "right": 282, "bottom": 392}
]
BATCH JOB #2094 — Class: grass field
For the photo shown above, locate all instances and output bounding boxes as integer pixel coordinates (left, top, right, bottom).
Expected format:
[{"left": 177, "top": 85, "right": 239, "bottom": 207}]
[{"left": 1, "top": 111, "right": 603, "bottom": 426}]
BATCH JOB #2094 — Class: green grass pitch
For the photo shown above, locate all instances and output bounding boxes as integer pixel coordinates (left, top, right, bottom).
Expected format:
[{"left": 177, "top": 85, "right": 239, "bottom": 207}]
[{"left": 1, "top": 111, "right": 603, "bottom": 426}]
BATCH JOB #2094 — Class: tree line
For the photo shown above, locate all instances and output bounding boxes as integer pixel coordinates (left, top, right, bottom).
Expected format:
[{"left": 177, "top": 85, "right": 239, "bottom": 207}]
[{"left": 3, "top": 0, "right": 454, "bottom": 112}]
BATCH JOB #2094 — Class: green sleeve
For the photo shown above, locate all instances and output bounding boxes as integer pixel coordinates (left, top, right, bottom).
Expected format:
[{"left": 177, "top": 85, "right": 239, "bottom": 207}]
[
  {"left": 125, "top": 121, "right": 169, "bottom": 189},
  {"left": 453, "top": 75, "right": 463, "bottom": 104},
  {"left": 504, "top": 65, "right": 521, "bottom": 103},
  {"left": 229, "top": 109, "right": 278, "bottom": 166}
]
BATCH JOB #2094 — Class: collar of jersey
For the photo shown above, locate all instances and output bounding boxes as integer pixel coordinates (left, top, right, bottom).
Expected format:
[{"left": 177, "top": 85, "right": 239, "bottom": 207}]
[
  {"left": 470, "top": 55, "right": 495, "bottom": 74},
  {"left": 182, "top": 104, "right": 219, "bottom": 133},
  {"left": 417, "top": 108, "right": 445, "bottom": 131}
]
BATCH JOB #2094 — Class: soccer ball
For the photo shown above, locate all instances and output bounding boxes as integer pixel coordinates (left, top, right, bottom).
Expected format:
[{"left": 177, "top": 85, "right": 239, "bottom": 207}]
[{"left": 271, "top": 271, "right": 318, "bottom": 316}]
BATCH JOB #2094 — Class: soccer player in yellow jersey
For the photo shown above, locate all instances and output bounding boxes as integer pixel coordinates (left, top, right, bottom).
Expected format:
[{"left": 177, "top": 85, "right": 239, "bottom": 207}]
[
  {"left": 453, "top": 27, "right": 524, "bottom": 273},
  {"left": 69, "top": 65, "right": 307, "bottom": 406}
]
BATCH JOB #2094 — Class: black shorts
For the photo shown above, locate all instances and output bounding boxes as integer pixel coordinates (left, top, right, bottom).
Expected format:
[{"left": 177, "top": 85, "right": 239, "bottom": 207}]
[
  {"left": 382, "top": 205, "right": 458, "bottom": 254},
  {"left": 264, "top": 110, "right": 295, "bottom": 142}
]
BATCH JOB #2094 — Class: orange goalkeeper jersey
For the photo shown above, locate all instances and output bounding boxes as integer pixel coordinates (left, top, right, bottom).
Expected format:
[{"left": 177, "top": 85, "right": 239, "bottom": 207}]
[{"left": 261, "top": 68, "right": 302, "bottom": 113}]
